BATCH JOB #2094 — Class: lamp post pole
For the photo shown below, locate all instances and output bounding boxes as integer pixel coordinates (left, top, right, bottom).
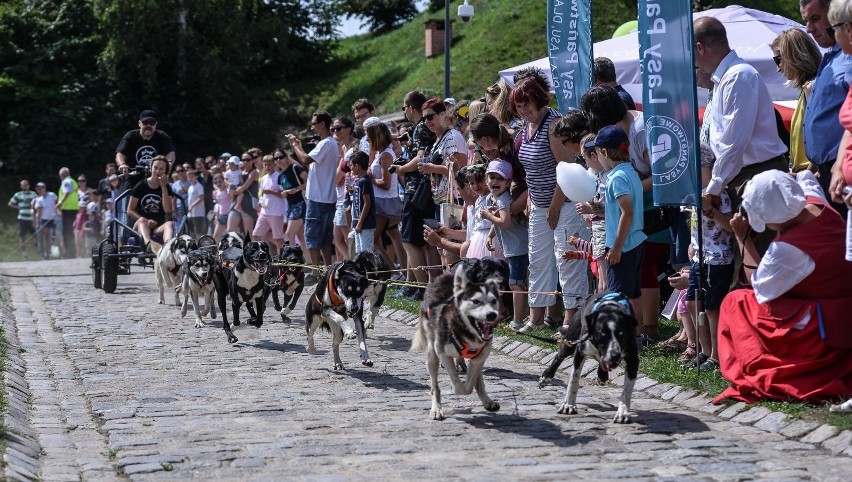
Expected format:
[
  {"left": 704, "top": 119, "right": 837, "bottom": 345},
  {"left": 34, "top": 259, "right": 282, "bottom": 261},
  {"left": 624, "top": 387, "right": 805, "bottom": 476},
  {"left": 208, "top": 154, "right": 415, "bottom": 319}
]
[{"left": 444, "top": 0, "right": 451, "bottom": 99}]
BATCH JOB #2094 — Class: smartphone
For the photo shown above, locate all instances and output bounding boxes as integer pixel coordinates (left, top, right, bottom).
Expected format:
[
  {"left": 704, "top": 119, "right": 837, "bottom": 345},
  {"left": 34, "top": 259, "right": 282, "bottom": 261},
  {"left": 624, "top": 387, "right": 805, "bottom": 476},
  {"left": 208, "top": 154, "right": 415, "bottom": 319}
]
[{"left": 423, "top": 218, "right": 441, "bottom": 230}]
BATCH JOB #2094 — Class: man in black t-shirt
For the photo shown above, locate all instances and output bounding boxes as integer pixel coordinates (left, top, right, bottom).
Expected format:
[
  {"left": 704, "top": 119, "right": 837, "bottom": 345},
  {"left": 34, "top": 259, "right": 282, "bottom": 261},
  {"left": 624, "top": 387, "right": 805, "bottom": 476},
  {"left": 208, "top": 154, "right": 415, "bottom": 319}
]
[{"left": 115, "top": 110, "right": 176, "bottom": 171}]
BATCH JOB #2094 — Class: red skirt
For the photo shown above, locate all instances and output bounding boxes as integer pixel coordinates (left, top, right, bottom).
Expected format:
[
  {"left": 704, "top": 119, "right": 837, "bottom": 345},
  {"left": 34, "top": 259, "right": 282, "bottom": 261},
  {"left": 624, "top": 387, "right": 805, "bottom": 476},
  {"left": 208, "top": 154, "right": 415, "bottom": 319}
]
[{"left": 713, "top": 289, "right": 852, "bottom": 404}]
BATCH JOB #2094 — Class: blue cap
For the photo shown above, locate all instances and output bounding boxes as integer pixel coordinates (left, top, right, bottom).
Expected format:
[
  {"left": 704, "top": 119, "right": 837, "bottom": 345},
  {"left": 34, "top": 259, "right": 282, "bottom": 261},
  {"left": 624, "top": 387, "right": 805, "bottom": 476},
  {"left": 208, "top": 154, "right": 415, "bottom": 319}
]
[{"left": 584, "top": 125, "right": 629, "bottom": 151}]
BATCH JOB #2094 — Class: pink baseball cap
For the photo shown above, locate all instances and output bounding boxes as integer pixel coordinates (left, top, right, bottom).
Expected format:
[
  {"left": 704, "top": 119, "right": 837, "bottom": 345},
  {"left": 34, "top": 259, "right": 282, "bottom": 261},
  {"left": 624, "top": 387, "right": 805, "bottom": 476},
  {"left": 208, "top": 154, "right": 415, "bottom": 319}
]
[{"left": 485, "top": 159, "right": 513, "bottom": 180}]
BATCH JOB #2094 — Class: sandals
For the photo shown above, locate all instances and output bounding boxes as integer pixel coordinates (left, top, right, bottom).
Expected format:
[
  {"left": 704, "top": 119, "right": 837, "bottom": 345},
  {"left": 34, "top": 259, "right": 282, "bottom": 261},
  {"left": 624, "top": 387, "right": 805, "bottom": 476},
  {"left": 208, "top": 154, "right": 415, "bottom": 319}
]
[
  {"left": 698, "top": 358, "right": 720, "bottom": 372},
  {"left": 517, "top": 320, "right": 546, "bottom": 334},
  {"left": 543, "top": 316, "right": 560, "bottom": 328},
  {"left": 677, "top": 343, "right": 697, "bottom": 363},
  {"left": 659, "top": 337, "right": 688, "bottom": 353}
]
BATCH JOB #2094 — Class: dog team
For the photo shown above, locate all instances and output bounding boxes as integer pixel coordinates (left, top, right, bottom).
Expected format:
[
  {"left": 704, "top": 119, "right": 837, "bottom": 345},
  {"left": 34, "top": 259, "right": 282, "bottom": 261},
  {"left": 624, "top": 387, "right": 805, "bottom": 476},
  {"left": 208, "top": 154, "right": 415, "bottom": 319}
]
[{"left": 153, "top": 231, "right": 640, "bottom": 424}]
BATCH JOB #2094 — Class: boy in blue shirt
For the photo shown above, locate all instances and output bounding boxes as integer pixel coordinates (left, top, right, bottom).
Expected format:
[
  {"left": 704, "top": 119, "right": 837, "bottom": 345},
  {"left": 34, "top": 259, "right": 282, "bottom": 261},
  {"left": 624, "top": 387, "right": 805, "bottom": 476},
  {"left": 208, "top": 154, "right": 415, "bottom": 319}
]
[
  {"left": 349, "top": 151, "right": 376, "bottom": 253},
  {"left": 585, "top": 125, "right": 646, "bottom": 301}
]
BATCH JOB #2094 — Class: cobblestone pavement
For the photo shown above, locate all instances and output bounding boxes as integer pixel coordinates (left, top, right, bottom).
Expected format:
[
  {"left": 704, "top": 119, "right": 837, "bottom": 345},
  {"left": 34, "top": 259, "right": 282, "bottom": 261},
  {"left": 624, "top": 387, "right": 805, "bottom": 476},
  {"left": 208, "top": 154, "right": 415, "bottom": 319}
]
[{"left": 2, "top": 258, "right": 851, "bottom": 481}]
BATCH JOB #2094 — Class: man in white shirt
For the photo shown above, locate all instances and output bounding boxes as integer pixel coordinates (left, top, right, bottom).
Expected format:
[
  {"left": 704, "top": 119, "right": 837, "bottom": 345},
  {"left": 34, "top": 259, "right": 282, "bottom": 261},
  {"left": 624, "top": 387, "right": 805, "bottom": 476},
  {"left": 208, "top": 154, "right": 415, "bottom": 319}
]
[
  {"left": 694, "top": 16, "right": 789, "bottom": 256},
  {"left": 288, "top": 111, "right": 340, "bottom": 268}
]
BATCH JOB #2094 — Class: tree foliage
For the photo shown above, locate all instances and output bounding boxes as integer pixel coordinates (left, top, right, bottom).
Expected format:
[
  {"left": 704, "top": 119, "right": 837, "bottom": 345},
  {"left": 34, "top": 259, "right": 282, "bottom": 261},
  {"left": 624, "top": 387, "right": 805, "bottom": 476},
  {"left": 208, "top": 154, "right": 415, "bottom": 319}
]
[
  {"left": 0, "top": 0, "right": 338, "bottom": 183},
  {"left": 336, "top": 0, "right": 418, "bottom": 34}
]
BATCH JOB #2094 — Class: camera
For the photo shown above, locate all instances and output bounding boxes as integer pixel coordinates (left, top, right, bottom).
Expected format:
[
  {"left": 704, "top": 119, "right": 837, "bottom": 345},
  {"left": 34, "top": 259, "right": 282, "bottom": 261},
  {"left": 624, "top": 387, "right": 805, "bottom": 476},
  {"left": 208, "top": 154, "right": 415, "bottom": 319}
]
[{"left": 458, "top": 1, "right": 474, "bottom": 22}]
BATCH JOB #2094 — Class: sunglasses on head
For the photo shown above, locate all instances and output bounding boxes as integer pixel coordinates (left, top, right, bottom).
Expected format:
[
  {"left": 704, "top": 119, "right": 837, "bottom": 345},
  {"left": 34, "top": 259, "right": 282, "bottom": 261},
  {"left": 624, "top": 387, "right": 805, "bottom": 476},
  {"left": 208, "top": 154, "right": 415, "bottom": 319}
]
[{"left": 141, "top": 120, "right": 156, "bottom": 126}]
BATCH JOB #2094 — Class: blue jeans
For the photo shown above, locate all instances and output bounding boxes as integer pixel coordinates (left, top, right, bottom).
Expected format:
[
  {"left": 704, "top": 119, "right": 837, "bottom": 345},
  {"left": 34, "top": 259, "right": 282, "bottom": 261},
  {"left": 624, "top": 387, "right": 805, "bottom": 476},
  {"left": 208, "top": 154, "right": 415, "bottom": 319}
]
[{"left": 305, "top": 200, "right": 335, "bottom": 249}]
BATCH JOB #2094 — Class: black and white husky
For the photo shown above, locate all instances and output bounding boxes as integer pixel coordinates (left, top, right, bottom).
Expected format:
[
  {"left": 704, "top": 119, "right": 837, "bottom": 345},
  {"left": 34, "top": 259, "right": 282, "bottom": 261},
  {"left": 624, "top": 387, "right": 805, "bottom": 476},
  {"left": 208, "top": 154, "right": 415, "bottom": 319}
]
[
  {"left": 155, "top": 234, "right": 198, "bottom": 306},
  {"left": 218, "top": 231, "right": 244, "bottom": 252},
  {"left": 538, "top": 291, "right": 639, "bottom": 423},
  {"left": 352, "top": 249, "right": 391, "bottom": 329},
  {"left": 410, "top": 269, "right": 501, "bottom": 421},
  {"left": 179, "top": 249, "right": 217, "bottom": 328},
  {"left": 266, "top": 243, "right": 306, "bottom": 323},
  {"left": 304, "top": 260, "right": 370, "bottom": 370},
  {"left": 212, "top": 234, "right": 271, "bottom": 343}
]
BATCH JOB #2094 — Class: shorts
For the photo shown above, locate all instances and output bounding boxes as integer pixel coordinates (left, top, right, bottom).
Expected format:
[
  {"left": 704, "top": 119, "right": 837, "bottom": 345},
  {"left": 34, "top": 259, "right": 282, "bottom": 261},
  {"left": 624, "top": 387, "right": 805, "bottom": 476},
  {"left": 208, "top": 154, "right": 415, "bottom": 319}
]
[
  {"left": 686, "top": 261, "right": 734, "bottom": 310},
  {"left": 374, "top": 196, "right": 402, "bottom": 218},
  {"left": 507, "top": 254, "right": 529, "bottom": 286},
  {"left": 640, "top": 240, "right": 670, "bottom": 288},
  {"left": 18, "top": 219, "right": 35, "bottom": 237},
  {"left": 333, "top": 202, "right": 348, "bottom": 227},
  {"left": 74, "top": 211, "right": 86, "bottom": 232},
  {"left": 287, "top": 200, "right": 306, "bottom": 221},
  {"left": 400, "top": 203, "right": 426, "bottom": 246},
  {"left": 305, "top": 200, "right": 335, "bottom": 249},
  {"left": 217, "top": 213, "right": 228, "bottom": 226},
  {"left": 606, "top": 243, "right": 644, "bottom": 299},
  {"left": 252, "top": 212, "right": 285, "bottom": 240}
]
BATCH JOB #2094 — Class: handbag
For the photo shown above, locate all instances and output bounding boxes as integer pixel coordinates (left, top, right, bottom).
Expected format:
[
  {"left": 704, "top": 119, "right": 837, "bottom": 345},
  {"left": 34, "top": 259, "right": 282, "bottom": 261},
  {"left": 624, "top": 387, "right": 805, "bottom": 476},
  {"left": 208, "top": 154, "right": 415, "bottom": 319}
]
[
  {"left": 439, "top": 161, "right": 464, "bottom": 229},
  {"left": 642, "top": 206, "right": 678, "bottom": 235},
  {"left": 410, "top": 175, "right": 435, "bottom": 213}
]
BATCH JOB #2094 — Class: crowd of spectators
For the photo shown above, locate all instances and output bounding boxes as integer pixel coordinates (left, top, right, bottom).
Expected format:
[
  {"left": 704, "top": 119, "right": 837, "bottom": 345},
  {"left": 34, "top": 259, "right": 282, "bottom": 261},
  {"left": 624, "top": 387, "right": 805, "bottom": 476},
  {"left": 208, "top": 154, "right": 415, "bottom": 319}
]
[{"left": 8, "top": 0, "right": 852, "bottom": 406}]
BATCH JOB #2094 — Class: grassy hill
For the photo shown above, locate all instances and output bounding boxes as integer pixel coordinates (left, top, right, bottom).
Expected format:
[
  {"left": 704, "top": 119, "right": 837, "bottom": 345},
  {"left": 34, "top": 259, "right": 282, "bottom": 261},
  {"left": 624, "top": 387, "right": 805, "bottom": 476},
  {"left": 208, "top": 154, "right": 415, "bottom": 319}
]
[{"left": 282, "top": 0, "right": 637, "bottom": 120}]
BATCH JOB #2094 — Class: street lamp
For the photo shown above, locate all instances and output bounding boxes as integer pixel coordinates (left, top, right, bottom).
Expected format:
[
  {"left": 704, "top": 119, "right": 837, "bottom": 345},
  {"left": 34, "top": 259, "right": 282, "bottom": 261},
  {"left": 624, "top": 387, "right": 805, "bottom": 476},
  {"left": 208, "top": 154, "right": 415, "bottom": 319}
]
[{"left": 444, "top": 1, "right": 474, "bottom": 99}]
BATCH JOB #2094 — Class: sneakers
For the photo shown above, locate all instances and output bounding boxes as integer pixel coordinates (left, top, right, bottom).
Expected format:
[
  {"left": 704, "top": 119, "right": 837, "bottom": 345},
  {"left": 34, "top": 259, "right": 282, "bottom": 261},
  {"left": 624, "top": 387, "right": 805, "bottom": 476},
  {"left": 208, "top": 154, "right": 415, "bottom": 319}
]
[
  {"left": 509, "top": 320, "right": 525, "bottom": 331},
  {"left": 391, "top": 273, "right": 406, "bottom": 282},
  {"left": 391, "top": 287, "right": 417, "bottom": 299},
  {"left": 543, "top": 315, "right": 559, "bottom": 328},
  {"left": 517, "top": 320, "right": 546, "bottom": 334},
  {"left": 683, "top": 352, "right": 709, "bottom": 369}
]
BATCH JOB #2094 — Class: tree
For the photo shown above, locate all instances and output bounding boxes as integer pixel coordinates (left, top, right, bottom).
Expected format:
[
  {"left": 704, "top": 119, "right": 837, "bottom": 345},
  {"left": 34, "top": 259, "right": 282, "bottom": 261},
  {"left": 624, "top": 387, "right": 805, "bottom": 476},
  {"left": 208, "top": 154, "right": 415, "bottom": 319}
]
[{"left": 336, "top": 0, "right": 418, "bottom": 34}]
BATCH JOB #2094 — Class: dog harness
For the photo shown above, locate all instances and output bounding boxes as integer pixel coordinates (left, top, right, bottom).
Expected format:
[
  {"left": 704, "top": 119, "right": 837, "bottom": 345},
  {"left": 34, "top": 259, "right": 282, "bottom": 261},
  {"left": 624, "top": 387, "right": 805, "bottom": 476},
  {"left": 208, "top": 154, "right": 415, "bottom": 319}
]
[
  {"left": 277, "top": 268, "right": 304, "bottom": 291},
  {"left": 449, "top": 328, "right": 484, "bottom": 359},
  {"left": 591, "top": 292, "right": 635, "bottom": 317},
  {"left": 315, "top": 265, "right": 345, "bottom": 307}
]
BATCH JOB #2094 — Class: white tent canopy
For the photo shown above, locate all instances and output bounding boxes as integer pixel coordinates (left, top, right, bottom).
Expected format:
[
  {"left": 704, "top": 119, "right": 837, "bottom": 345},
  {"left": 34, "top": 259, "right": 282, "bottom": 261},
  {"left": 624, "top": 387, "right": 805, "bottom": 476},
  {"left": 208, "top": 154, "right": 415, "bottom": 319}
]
[{"left": 499, "top": 5, "right": 808, "bottom": 104}]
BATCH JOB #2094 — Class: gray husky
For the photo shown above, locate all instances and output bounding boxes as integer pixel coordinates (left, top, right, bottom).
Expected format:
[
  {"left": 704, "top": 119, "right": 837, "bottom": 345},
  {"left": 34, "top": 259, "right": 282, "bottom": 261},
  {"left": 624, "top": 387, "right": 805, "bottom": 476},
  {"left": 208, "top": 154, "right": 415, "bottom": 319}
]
[
  {"left": 410, "top": 269, "right": 501, "bottom": 421},
  {"left": 179, "top": 249, "right": 217, "bottom": 328}
]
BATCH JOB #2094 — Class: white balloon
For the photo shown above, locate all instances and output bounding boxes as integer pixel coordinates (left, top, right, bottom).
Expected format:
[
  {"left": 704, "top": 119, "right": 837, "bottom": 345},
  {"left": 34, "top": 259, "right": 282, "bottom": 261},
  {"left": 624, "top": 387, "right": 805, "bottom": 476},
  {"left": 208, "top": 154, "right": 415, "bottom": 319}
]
[{"left": 556, "top": 162, "right": 597, "bottom": 203}]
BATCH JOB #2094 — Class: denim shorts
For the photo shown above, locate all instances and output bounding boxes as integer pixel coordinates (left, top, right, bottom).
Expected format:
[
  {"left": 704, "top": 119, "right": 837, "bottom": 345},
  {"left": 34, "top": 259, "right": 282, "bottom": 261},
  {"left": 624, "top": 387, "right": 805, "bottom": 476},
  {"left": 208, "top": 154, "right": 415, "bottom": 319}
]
[
  {"left": 506, "top": 254, "right": 529, "bottom": 286},
  {"left": 333, "top": 201, "right": 348, "bottom": 227},
  {"left": 305, "top": 200, "right": 336, "bottom": 249},
  {"left": 686, "top": 261, "right": 734, "bottom": 310},
  {"left": 287, "top": 200, "right": 306, "bottom": 221}
]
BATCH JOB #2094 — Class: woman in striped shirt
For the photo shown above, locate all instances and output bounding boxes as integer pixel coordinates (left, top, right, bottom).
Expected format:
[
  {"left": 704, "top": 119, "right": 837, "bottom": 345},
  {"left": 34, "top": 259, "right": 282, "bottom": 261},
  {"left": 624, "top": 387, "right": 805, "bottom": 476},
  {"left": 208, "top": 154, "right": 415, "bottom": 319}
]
[{"left": 511, "top": 75, "right": 589, "bottom": 333}]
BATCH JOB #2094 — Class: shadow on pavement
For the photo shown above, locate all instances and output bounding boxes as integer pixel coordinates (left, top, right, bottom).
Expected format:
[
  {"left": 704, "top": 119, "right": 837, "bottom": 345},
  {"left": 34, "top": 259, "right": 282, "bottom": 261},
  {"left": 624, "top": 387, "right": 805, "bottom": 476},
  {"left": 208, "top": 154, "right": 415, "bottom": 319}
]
[
  {"left": 460, "top": 414, "right": 597, "bottom": 447},
  {"left": 633, "top": 410, "right": 711, "bottom": 434},
  {"left": 484, "top": 367, "right": 550, "bottom": 383},
  {"left": 253, "top": 339, "right": 305, "bottom": 353},
  {"left": 373, "top": 334, "right": 414, "bottom": 351},
  {"left": 342, "top": 368, "right": 429, "bottom": 391}
]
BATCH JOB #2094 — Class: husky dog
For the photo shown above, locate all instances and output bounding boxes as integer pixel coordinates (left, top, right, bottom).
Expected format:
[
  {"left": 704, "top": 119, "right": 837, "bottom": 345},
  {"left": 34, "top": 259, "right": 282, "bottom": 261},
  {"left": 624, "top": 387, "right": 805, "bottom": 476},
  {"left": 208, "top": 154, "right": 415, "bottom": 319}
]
[
  {"left": 267, "top": 243, "right": 306, "bottom": 322},
  {"left": 155, "top": 234, "right": 198, "bottom": 305},
  {"left": 410, "top": 269, "right": 501, "bottom": 421},
  {"left": 212, "top": 234, "right": 271, "bottom": 343},
  {"left": 538, "top": 291, "right": 639, "bottom": 423},
  {"left": 180, "top": 249, "right": 218, "bottom": 328},
  {"left": 304, "top": 261, "right": 369, "bottom": 370},
  {"left": 218, "top": 231, "right": 244, "bottom": 252},
  {"left": 352, "top": 249, "right": 391, "bottom": 329}
]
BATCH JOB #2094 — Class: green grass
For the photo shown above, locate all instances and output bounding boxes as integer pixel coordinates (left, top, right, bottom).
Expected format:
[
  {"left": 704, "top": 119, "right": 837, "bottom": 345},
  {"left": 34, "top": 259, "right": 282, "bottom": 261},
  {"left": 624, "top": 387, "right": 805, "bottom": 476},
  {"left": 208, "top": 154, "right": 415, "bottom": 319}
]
[
  {"left": 385, "top": 286, "right": 851, "bottom": 431},
  {"left": 284, "top": 0, "right": 638, "bottom": 120}
]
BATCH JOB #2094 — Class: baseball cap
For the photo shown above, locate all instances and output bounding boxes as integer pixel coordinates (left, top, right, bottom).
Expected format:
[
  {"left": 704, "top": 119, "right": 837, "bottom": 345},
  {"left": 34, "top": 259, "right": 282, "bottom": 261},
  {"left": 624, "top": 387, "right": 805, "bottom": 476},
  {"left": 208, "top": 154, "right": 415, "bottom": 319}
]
[
  {"left": 36, "top": 182, "right": 46, "bottom": 188},
  {"left": 741, "top": 170, "right": 806, "bottom": 233},
  {"left": 219, "top": 152, "right": 232, "bottom": 159},
  {"left": 363, "top": 116, "right": 382, "bottom": 128},
  {"left": 139, "top": 110, "right": 157, "bottom": 122},
  {"left": 485, "top": 160, "right": 513, "bottom": 180},
  {"left": 228, "top": 156, "right": 240, "bottom": 165},
  {"left": 444, "top": 97, "right": 457, "bottom": 106},
  {"left": 584, "top": 125, "right": 629, "bottom": 151},
  {"left": 108, "top": 174, "right": 119, "bottom": 182}
]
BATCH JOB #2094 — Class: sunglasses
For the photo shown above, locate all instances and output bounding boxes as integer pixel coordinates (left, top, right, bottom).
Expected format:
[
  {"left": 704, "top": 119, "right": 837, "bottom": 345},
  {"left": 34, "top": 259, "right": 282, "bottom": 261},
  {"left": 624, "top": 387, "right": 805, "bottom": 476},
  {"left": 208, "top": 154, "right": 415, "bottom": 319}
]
[
  {"left": 77, "top": 179, "right": 87, "bottom": 182},
  {"left": 330, "top": 126, "right": 344, "bottom": 133},
  {"left": 773, "top": 54, "right": 782, "bottom": 67},
  {"left": 828, "top": 22, "right": 847, "bottom": 37},
  {"left": 273, "top": 155, "right": 286, "bottom": 160},
  {"left": 402, "top": 105, "right": 410, "bottom": 112},
  {"left": 242, "top": 158, "right": 251, "bottom": 162},
  {"left": 140, "top": 120, "right": 157, "bottom": 126},
  {"left": 175, "top": 169, "right": 185, "bottom": 173},
  {"left": 423, "top": 113, "right": 438, "bottom": 122}
]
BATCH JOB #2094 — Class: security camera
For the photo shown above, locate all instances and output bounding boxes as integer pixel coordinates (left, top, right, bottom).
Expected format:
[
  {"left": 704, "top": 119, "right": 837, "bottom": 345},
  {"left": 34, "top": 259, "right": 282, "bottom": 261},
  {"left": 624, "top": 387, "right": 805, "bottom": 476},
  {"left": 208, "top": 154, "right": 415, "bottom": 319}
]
[{"left": 458, "top": 1, "right": 474, "bottom": 22}]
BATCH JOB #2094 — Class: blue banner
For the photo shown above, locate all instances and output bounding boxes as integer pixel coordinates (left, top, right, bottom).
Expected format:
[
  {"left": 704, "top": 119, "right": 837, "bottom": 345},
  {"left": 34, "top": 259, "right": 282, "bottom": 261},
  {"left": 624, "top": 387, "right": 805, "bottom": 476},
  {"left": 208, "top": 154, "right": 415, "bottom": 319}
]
[
  {"left": 638, "top": 0, "right": 700, "bottom": 207},
  {"left": 547, "top": 0, "right": 592, "bottom": 112}
]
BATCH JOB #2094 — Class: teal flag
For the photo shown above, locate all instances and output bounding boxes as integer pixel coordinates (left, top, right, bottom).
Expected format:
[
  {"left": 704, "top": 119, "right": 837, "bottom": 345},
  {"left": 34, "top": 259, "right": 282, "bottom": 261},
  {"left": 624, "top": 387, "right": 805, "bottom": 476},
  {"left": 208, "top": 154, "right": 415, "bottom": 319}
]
[
  {"left": 638, "top": 0, "right": 700, "bottom": 207},
  {"left": 547, "top": 0, "right": 592, "bottom": 112}
]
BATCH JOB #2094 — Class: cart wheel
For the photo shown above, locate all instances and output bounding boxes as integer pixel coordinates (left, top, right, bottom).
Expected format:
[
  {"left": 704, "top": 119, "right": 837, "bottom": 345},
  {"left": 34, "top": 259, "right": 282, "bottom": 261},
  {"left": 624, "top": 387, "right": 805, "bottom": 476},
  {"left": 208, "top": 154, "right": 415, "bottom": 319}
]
[
  {"left": 91, "top": 245, "right": 102, "bottom": 289},
  {"left": 102, "top": 242, "right": 119, "bottom": 293}
]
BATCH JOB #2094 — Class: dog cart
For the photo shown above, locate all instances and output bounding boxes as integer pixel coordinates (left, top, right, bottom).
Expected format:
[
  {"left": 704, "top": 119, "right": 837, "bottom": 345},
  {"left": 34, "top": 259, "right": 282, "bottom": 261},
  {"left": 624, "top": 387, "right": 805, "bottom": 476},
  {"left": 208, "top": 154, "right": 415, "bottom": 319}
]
[{"left": 91, "top": 184, "right": 188, "bottom": 293}]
